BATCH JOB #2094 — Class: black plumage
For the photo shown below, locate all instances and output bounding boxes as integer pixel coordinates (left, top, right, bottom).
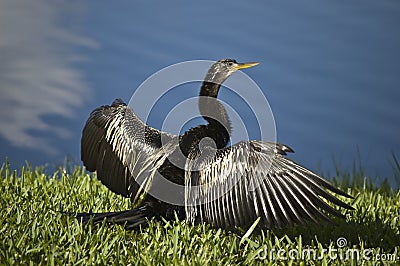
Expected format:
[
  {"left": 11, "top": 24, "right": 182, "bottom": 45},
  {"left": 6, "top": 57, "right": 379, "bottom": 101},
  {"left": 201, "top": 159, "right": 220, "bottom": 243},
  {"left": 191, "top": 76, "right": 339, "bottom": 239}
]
[{"left": 78, "top": 59, "right": 353, "bottom": 229}]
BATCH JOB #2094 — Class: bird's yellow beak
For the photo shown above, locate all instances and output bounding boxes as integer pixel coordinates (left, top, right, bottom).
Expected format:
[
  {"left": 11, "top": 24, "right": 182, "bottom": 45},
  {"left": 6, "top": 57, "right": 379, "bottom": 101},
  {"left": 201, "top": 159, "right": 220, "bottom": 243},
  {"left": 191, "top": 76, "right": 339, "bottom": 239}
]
[{"left": 235, "top": 62, "right": 259, "bottom": 70}]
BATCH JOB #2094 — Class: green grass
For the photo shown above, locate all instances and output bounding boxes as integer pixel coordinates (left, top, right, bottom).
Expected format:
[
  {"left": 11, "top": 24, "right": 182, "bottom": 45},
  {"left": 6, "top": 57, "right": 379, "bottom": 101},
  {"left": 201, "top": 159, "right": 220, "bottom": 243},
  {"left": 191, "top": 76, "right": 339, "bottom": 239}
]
[{"left": 1, "top": 161, "right": 399, "bottom": 265}]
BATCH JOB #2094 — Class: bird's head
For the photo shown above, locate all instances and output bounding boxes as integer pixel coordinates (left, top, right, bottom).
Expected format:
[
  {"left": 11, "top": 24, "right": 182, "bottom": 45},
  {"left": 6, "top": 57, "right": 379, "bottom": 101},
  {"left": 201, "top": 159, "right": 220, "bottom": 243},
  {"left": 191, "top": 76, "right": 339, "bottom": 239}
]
[
  {"left": 204, "top": 59, "right": 259, "bottom": 85},
  {"left": 201, "top": 59, "right": 259, "bottom": 98}
]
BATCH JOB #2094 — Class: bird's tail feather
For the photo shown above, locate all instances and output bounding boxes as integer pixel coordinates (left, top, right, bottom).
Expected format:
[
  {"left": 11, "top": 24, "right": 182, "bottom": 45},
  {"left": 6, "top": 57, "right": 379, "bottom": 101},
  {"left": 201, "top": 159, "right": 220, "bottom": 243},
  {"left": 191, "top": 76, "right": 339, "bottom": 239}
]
[{"left": 76, "top": 205, "right": 153, "bottom": 229}]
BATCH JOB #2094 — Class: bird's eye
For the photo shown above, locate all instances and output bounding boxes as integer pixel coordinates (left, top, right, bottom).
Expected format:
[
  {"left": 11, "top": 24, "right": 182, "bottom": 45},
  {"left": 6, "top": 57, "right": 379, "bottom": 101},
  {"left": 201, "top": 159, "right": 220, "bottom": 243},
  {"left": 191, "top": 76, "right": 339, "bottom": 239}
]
[{"left": 228, "top": 62, "right": 233, "bottom": 66}]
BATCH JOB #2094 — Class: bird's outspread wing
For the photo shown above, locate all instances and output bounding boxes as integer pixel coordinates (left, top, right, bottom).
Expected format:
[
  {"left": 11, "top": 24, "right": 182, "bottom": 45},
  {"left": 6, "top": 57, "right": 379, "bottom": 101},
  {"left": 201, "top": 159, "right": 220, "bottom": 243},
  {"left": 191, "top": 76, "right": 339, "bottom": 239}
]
[
  {"left": 185, "top": 140, "right": 353, "bottom": 229},
  {"left": 81, "top": 98, "right": 175, "bottom": 202}
]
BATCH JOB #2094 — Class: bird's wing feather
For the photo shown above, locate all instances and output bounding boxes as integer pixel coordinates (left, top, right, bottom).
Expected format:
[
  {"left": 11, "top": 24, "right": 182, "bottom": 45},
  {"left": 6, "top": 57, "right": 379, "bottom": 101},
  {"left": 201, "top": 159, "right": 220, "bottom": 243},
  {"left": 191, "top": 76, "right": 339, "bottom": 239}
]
[
  {"left": 81, "top": 98, "right": 175, "bottom": 201},
  {"left": 185, "top": 140, "right": 353, "bottom": 229}
]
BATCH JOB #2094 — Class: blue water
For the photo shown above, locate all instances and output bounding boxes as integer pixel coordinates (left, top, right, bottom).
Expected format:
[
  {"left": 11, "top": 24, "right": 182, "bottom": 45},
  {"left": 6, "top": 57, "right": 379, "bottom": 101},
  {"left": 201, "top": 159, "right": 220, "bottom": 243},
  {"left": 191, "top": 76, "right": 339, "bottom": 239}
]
[{"left": 1, "top": 1, "right": 399, "bottom": 186}]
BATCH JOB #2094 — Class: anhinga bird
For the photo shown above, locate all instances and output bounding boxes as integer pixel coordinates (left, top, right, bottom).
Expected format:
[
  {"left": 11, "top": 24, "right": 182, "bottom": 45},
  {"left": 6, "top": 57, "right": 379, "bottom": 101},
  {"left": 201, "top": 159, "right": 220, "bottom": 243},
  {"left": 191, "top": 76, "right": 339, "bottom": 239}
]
[{"left": 78, "top": 59, "right": 353, "bottom": 229}]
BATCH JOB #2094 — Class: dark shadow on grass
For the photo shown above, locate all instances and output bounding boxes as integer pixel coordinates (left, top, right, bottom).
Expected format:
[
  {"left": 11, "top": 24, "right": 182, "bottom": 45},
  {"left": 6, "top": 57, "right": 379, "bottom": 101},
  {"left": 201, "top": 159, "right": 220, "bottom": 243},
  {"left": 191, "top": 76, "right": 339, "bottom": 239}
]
[{"left": 70, "top": 207, "right": 399, "bottom": 252}]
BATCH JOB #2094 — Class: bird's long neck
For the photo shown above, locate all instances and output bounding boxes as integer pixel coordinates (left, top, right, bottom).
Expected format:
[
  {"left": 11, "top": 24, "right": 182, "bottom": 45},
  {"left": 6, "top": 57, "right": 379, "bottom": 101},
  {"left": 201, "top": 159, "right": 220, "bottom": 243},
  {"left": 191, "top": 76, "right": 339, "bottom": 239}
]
[
  {"left": 198, "top": 81, "right": 231, "bottom": 148},
  {"left": 199, "top": 81, "right": 220, "bottom": 98}
]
